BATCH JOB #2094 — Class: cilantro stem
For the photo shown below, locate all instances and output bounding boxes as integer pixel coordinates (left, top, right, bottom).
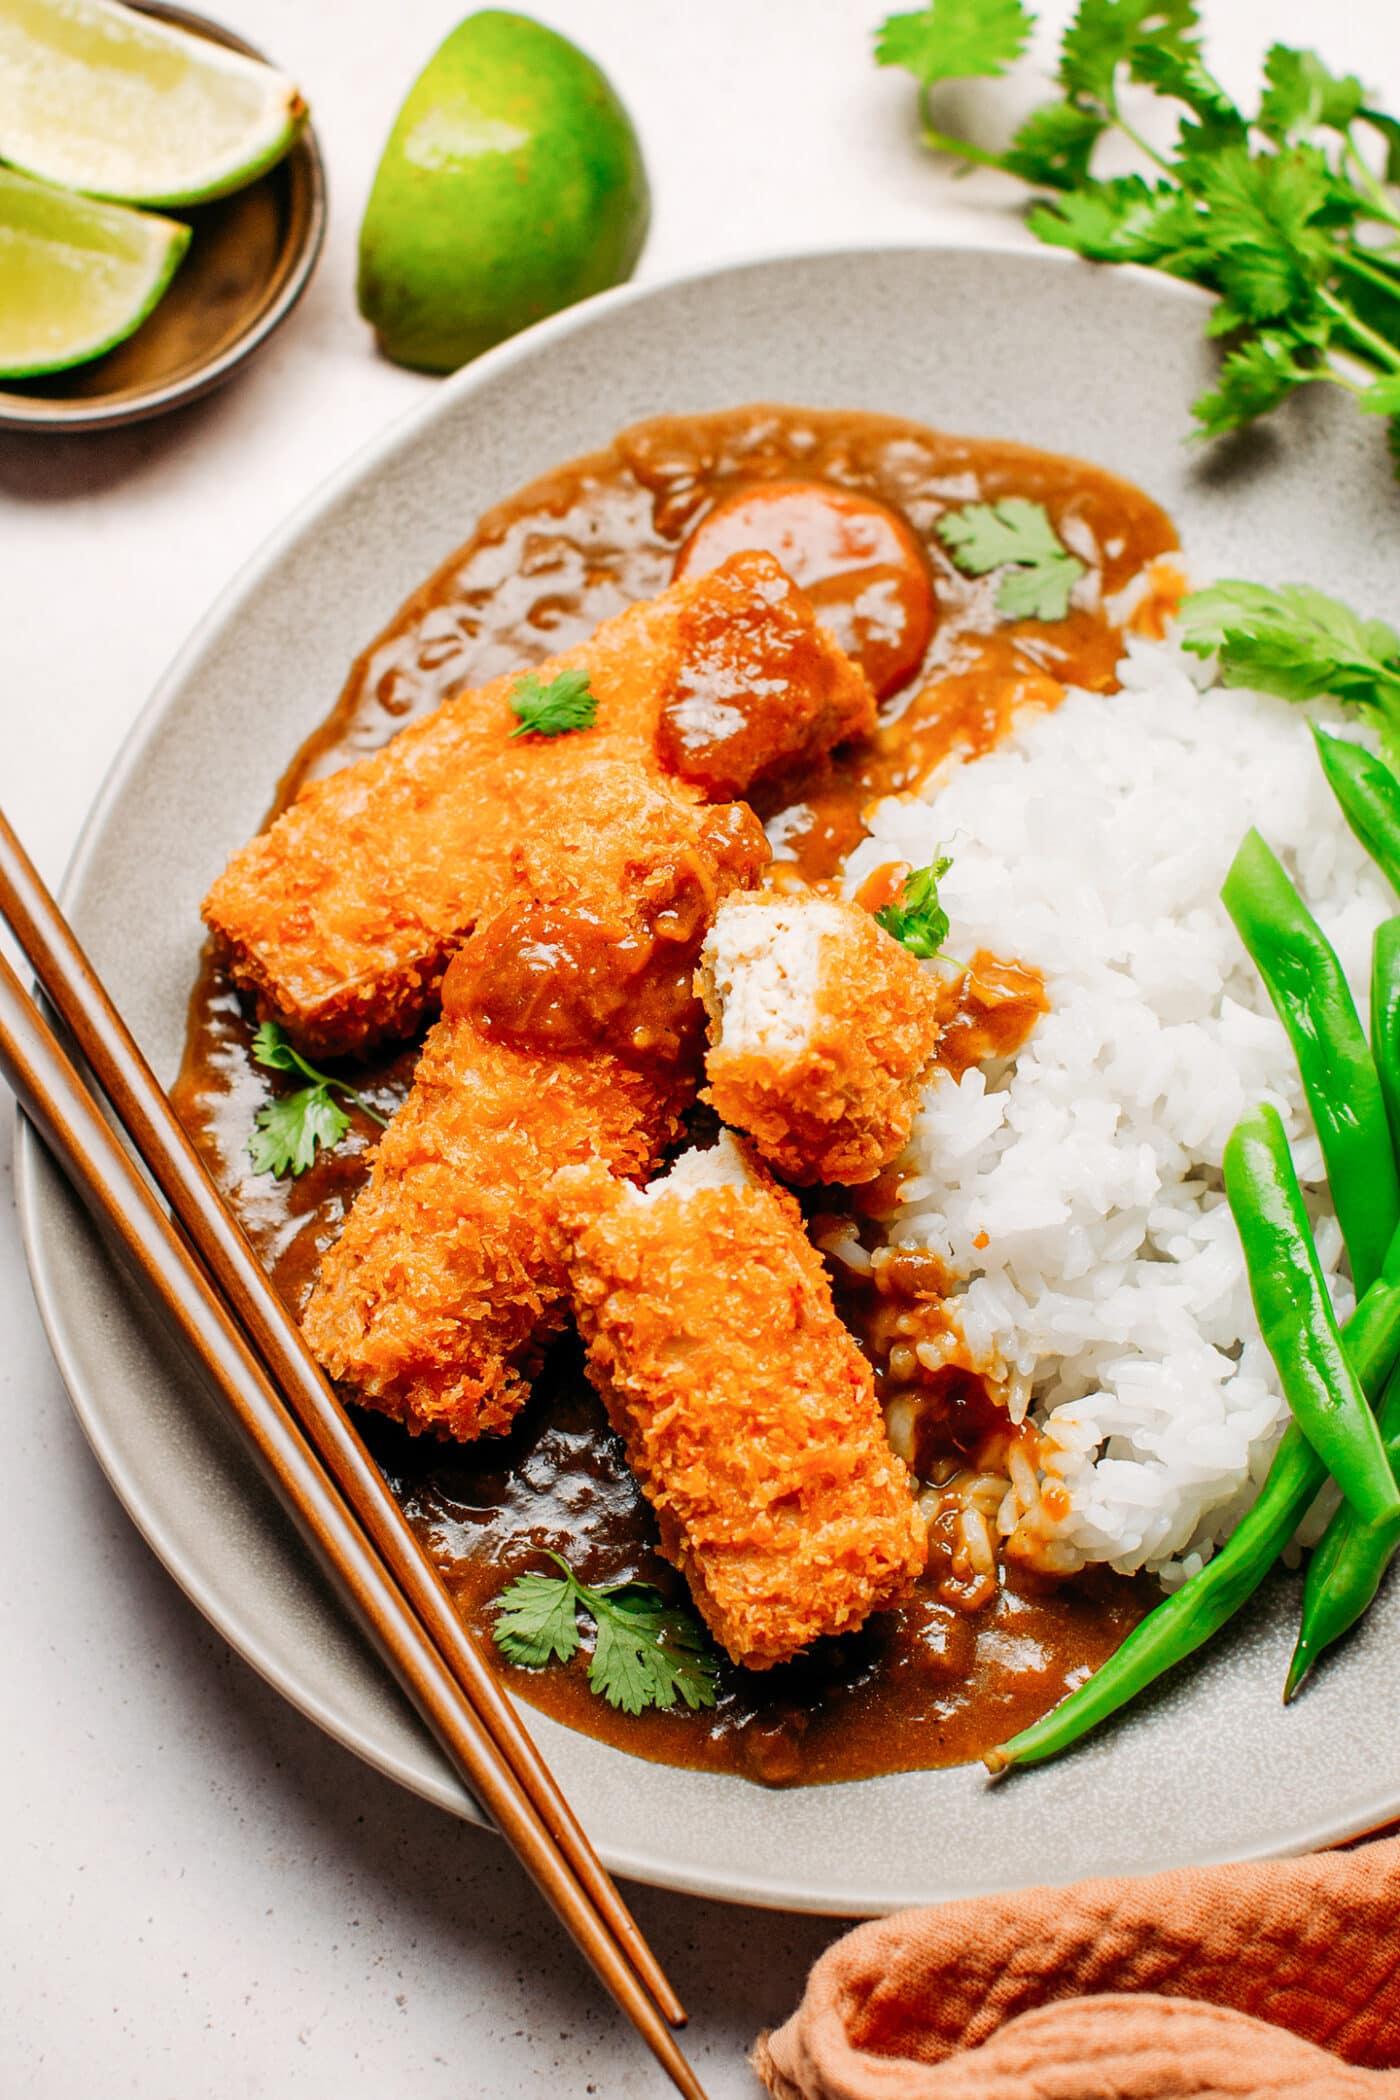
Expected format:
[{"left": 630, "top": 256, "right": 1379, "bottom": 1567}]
[
  {"left": 1343, "top": 136, "right": 1400, "bottom": 237},
  {"left": 299, "top": 1067, "right": 387, "bottom": 1129},
  {"left": 1319, "top": 286, "right": 1400, "bottom": 373},
  {"left": 267, "top": 1031, "right": 389, "bottom": 1128},
  {"left": 1336, "top": 245, "right": 1400, "bottom": 308},
  {"left": 918, "top": 101, "right": 1013, "bottom": 174},
  {"left": 1105, "top": 86, "right": 1173, "bottom": 177}
]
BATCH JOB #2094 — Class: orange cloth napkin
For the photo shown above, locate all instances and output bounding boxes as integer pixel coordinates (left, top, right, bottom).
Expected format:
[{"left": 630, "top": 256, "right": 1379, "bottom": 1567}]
[{"left": 755, "top": 1835, "right": 1400, "bottom": 2099}]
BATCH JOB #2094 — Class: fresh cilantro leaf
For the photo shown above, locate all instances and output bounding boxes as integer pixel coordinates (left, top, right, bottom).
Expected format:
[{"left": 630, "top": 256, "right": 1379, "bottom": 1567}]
[
  {"left": 1131, "top": 43, "right": 1245, "bottom": 153},
  {"left": 1058, "top": 0, "right": 1199, "bottom": 107},
  {"left": 1359, "top": 375, "right": 1400, "bottom": 416},
  {"left": 251, "top": 1020, "right": 302, "bottom": 1074},
  {"left": 1177, "top": 144, "right": 1335, "bottom": 321},
  {"left": 1002, "top": 99, "right": 1107, "bottom": 187},
  {"left": 937, "top": 497, "right": 1067, "bottom": 574},
  {"left": 874, "top": 0, "right": 1032, "bottom": 86},
  {"left": 1201, "top": 289, "right": 1336, "bottom": 344},
  {"left": 508, "top": 666, "right": 598, "bottom": 739},
  {"left": 587, "top": 1606, "right": 660, "bottom": 1716},
  {"left": 247, "top": 1020, "right": 388, "bottom": 1179},
  {"left": 586, "top": 1583, "right": 720, "bottom": 1715},
  {"left": 1190, "top": 331, "right": 1313, "bottom": 438},
  {"left": 492, "top": 1570, "right": 583, "bottom": 1669},
  {"left": 248, "top": 1086, "right": 349, "bottom": 1179},
  {"left": 936, "top": 496, "right": 1086, "bottom": 620},
  {"left": 582, "top": 1593, "right": 702, "bottom": 1715},
  {"left": 1026, "top": 175, "right": 1186, "bottom": 264},
  {"left": 490, "top": 1556, "right": 720, "bottom": 1716},
  {"left": 995, "top": 555, "right": 1086, "bottom": 621},
  {"left": 1178, "top": 581, "right": 1400, "bottom": 724},
  {"left": 1258, "top": 45, "right": 1366, "bottom": 142},
  {"left": 876, "top": 856, "right": 954, "bottom": 961}
]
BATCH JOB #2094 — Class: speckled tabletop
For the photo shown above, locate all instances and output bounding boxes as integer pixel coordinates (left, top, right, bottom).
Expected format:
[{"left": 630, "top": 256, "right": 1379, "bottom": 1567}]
[{"left": 5, "top": 2, "right": 1399, "bottom": 2093}]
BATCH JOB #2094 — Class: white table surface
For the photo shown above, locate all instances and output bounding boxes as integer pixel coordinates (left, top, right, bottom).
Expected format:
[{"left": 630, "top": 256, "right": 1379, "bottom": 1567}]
[{"left": 5, "top": 2, "right": 1398, "bottom": 2092}]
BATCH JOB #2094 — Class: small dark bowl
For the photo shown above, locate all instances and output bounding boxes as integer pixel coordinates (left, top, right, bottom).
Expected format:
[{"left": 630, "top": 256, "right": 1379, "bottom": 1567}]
[{"left": 0, "top": 2, "right": 326, "bottom": 433}]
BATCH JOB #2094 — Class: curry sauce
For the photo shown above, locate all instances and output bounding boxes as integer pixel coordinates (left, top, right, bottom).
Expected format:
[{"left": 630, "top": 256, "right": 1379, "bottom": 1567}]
[{"left": 174, "top": 403, "right": 1176, "bottom": 1783}]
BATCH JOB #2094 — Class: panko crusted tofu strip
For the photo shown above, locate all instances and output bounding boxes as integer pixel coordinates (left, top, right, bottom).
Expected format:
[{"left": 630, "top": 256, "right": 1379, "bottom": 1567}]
[
  {"left": 552, "top": 1132, "right": 927, "bottom": 1668},
  {"left": 203, "top": 552, "right": 875, "bottom": 1057},
  {"left": 697, "top": 891, "right": 943, "bottom": 1184},
  {"left": 301, "top": 782, "right": 769, "bottom": 1441}
]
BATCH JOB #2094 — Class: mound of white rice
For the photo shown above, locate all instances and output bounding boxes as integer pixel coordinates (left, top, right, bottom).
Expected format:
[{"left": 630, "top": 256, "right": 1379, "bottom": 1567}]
[{"left": 840, "top": 635, "right": 1393, "bottom": 1584}]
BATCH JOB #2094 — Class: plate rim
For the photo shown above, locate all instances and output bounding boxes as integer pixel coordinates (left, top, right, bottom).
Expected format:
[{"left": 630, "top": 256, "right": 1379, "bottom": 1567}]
[{"left": 20, "top": 236, "right": 1400, "bottom": 1914}]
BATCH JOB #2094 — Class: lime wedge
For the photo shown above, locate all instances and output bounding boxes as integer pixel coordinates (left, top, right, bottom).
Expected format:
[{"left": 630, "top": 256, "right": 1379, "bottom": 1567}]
[
  {"left": 0, "top": 0, "right": 307, "bottom": 206},
  {"left": 0, "top": 165, "right": 189, "bottom": 376}
]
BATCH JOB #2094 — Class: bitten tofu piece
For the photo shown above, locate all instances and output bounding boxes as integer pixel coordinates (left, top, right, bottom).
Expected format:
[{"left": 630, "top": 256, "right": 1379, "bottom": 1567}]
[
  {"left": 697, "top": 891, "right": 943, "bottom": 1185},
  {"left": 301, "top": 779, "right": 768, "bottom": 1442},
  {"left": 552, "top": 1132, "right": 927, "bottom": 1668},
  {"left": 203, "top": 552, "right": 875, "bottom": 1058}
]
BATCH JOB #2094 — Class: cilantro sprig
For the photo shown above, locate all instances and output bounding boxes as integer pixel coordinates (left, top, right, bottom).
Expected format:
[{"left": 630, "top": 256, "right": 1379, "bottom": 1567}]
[
  {"left": 875, "top": 0, "right": 1031, "bottom": 94},
  {"left": 508, "top": 666, "right": 598, "bottom": 739},
  {"left": 492, "top": 1553, "right": 720, "bottom": 1716},
  {"left": 247, "top": 1022, "right": 388, "bottom": 1180},
  {"left": 875, "top": 2, "right": 1400, "bottom": 469},
  {"left": 875, "top": 854, "right": 955, "bottom": 961},
  {"left": 1178, "top": 578, "right": 1400, "bottom": 771},
  {"left": 935, "top": 498, "right": 1086, "bottom": 620}
]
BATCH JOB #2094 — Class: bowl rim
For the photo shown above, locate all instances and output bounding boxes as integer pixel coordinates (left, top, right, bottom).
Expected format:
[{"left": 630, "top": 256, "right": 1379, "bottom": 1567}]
[{"left": 0, "top": 0, "right": 327, "bottom": 434}]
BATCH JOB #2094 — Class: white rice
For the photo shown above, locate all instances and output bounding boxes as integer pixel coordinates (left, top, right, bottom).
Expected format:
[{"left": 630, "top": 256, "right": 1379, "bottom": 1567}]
[{"left": 839, "top": 633, "right": 1393, "bottom": 1584}]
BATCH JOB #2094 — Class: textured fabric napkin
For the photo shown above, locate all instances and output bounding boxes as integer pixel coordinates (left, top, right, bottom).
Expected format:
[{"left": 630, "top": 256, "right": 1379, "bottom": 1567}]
[{"left": 755, "top": 1834, "right": 1400, "bottom": 2099}]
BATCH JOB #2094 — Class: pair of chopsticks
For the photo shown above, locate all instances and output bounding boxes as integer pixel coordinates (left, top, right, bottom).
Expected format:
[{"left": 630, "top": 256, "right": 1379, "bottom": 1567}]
[{"left": 0, "top": 806, "right": 709, "bottom": 2100}]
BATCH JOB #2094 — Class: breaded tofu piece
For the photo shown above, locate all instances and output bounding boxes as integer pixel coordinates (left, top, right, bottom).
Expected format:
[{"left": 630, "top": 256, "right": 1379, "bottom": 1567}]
[
  {"left": 552, "top": 1132, "right": 927, "bottom": 1668},
  {"left": 697, "top": 891, "right": 943, "bottom": 1185},
  {"left": 302, "top": 1010, "right": 676, "bottom": 1443},
  {"left": 204, "top": 553, "right": 875, "bottom": 1058},
  {"left": 301, "top": 785, "right": 769, "bottom": 1442}
]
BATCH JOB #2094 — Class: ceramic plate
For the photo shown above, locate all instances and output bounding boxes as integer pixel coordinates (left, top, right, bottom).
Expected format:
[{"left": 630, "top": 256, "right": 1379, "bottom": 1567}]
[{"left": 20, "top": 245, "right": 1400, "bottom": 1914}]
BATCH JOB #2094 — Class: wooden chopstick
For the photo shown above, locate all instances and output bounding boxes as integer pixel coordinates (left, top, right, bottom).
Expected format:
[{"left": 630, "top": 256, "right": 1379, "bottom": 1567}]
[
  {"left": 0, "top": 807, "right": 684, "bottom": 2033},
  {"left": 0, "top": 846, "right": 707, "bottom": 2100}
]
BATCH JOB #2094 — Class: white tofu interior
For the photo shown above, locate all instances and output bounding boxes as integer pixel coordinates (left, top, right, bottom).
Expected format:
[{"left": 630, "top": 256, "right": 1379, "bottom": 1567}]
[
  {"left": 635, "top": 1129, "right": 757, "bottom": 1204},
  {"left": 701, "top": 895, "right": 843, "bottom": 1060}
]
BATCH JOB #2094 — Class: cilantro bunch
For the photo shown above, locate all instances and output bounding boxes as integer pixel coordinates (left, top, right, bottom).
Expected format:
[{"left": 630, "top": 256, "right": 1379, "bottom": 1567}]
[{"left": 876, "top": 0, "right": 1400, "bottom": 466}]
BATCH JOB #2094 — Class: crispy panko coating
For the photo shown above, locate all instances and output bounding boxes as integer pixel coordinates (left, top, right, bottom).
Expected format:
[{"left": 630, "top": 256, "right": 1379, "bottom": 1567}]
[
  {"left": 302, "top": 780, "right": 768, "bottom": 1441},
  {"left": 697, "top": 891, "right": 943, "bottom": 1185},
  {"left": 302, "top": 1014, "right": 675, "bottom": 1442},
  {"left": 552, "top": 1133, "right": 927, "bottom": 1668},
  {"left": 204, "top": 553, "right": 874, "bottom": 1058}
]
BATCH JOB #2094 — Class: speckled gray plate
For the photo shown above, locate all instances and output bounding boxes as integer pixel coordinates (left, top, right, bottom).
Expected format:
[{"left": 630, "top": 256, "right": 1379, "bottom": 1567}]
[{"left": 19, "top": 245, "right": 1400, "bottom": 1914}]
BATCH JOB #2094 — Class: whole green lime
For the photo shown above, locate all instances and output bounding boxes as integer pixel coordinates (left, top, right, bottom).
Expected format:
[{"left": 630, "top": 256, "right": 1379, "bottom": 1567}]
[{"left": 357, "top": 10, "right": 650, "bottom": 373}]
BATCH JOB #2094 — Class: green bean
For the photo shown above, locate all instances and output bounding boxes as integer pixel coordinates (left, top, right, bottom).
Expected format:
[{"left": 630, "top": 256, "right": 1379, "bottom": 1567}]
[
  {"left": 1313, "top": 727, "right": 1400, "bottom": 897},
  {"left": 1222, "top": 829, "right": 1400, "bottom": 1295},
  {"left": 1287, "top": 1365, "right": 1400, "bottom": 1698},
  {"left": 1375, "top": 918, "right": 1400, "bottom": 1165},
  {"left": 986, "top": 1165, "right": 1400, "bottom": 1775},
  {"left": 1285, "top": 919, "right": 1400, "bottom": 1695},
  {"left": 1225, "top": 1104, "right": 1400, "bottom": 1530}
]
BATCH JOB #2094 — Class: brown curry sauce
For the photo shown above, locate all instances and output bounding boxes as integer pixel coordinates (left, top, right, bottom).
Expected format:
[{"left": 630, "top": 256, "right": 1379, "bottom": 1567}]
[{"left": 173, "top": 405, "right": 1179, "bottom": 1783}]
